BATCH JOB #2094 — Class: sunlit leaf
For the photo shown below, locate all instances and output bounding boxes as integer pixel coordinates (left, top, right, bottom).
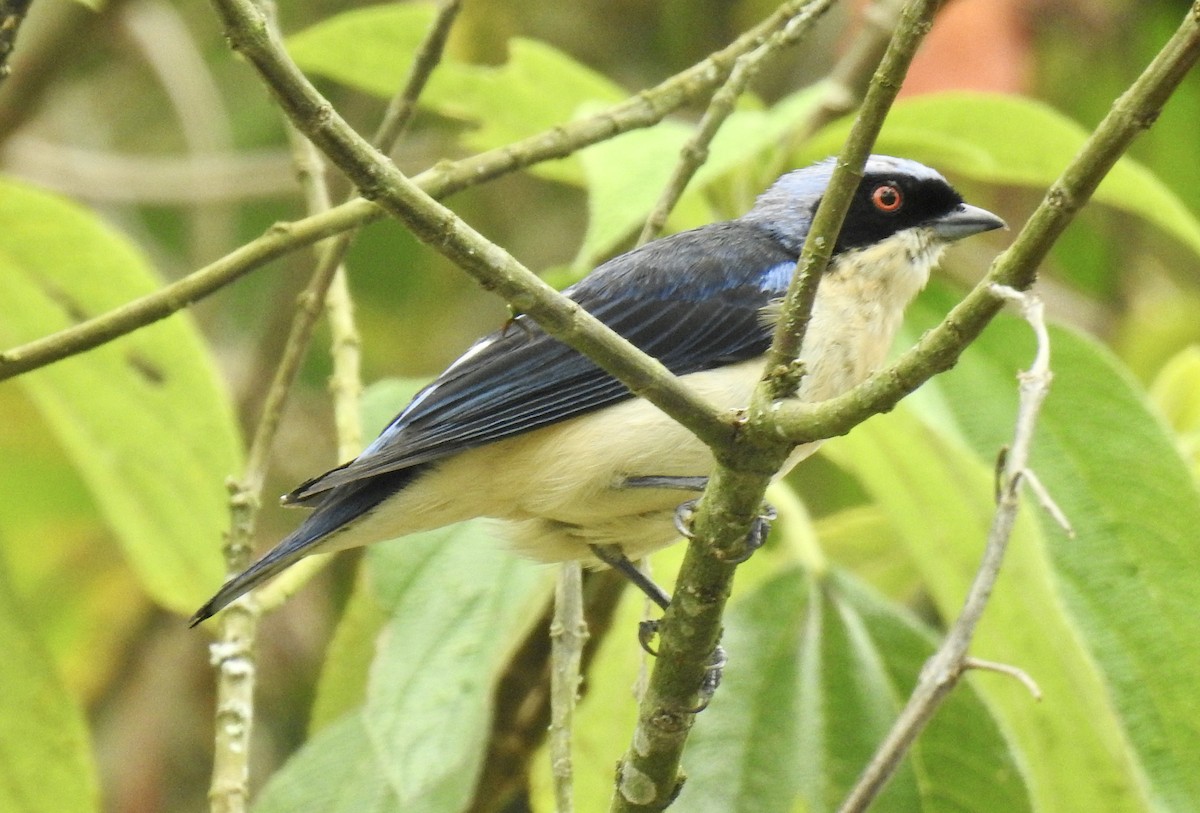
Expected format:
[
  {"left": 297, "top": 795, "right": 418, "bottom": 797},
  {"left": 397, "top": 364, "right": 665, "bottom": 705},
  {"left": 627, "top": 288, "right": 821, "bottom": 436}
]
[
  {"left": 804, "top": 92, "right": 1200, "bottom": 260},
  {"left": 0, "top": 563, "right": 98, "bottom": 813},
  {"left": 676, "top": 567, "right": 1031, "bottom": 813},
  {"left": 0, "top": 178, "right": 240, "bottom": 613},
  {"left": 287, "top": 4, "right": 624, "bottom": 184},
  {"left": 914, "top": 290, "right": 1200, "bottom": 813},
  {"left": 1149, "top": 345, "right": 1200, "bottom": 475},
  {"left": 255, "top": 520, "right": 550, "bottom": 813}
]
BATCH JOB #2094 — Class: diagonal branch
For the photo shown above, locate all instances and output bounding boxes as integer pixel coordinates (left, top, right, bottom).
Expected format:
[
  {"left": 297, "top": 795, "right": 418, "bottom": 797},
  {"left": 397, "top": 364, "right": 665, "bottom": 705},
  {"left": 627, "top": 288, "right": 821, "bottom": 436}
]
[
  {"left": 0, "top": 0, "right": 818, "bottom": 384},
  {"left": 771, "top": 2, "right": 1200, "bottom": 446},
  {"left": 607, "top": 2, "right": 945, "bottom": 810},
  {"left": 204, "top": 0, "right": 799, "bottom": 452},
  {"left": 836, "top": 286, "right": 1054, "bottom": 813},
  {"left": 637, "top": 0, "right": 835, "bottom": 244}
]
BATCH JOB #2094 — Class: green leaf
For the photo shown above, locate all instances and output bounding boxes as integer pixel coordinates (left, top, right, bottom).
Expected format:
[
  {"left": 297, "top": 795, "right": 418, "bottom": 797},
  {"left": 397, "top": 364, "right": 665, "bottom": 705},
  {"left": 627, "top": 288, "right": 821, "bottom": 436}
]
[
  {"left": 1149, "top": 344, "right": 1200, "bottom": 471},
  {"left": 576, "top": 87, "right": 822, "bottom": 267},
  {"left": 252, "top": 714, "right": 391, "bottom": 813},
  {"left": 255, "top": 521, "right": 550, "bottom": 813},
  {"left": 822, "top": 406, "right": 1151, "bottom": 812},
  {"left": 0, "top": 562, "right": 98, "bottom": 813},
  {"left": 676, "top": 567, "right": 1031, "bottom": 813},
  {"left": 916, "top": 292, "right": 1200, "bottom": 812},
  {"left": 804, "top": 92, "right": 1200, "bottom": 260},
  {"left": 0, "top": 178, "right": 240, "bottom": 613},
  {"left": 287, "top": 5, "right": 624, "bottom": 184},
  {"left": 308, "top": 378, "right": 430, "bottom": 731}
]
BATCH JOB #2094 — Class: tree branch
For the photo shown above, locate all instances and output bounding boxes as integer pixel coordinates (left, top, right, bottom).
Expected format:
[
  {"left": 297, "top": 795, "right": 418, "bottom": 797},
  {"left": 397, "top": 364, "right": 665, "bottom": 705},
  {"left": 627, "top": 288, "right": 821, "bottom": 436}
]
[
  {"left": 608, "top": 3, "right": 944, "bottom": 810},
  {"left": 771, "top": 1, "right": 1200, "bottom": 446},
  {"left": 0, "top": 0, "right": 817, "bottom": 384},
  {"left": 206, "top": 0, "right": 806, "bottom": 452},
  {"left": 637, "top": 0, "right": 835, "bottom": 244},
  {"left": 836, "top": 286, "right": 1054, "bottom": 813}
]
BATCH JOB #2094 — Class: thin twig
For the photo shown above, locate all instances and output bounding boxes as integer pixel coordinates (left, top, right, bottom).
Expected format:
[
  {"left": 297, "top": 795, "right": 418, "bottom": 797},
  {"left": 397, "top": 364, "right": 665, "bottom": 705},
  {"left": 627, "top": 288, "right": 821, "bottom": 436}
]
[
  {"left": 549, "top": 561, "right": 587, "bottom": 813},
  {"left": 963, "top": 657, "right": 1043, "bottom": 701},
  {"left": 836, "top": 286, "right": 1054, "bottom": 813},
  {"left": 207, "top": 2, "right": 345, "bottom": 808},
  {"left": 772, "top": 3, "right": 1200, "bottom": 447},
  {"left": 0, "top": 0, "right": 816, "bottom": 383},
  {"left": 252, "top": 0, "right": 462, "bottom": 614},
  {"left": 636, "top": 0, "right": 834, "bottom": 244},
  {"left": 779, "top": 0, "right": 906, "bottom": 156},
  {"left": 608, "top": 4, "right": 943, "bottom": 810},
  {"left": 1020, "top": 468, "right": 1075, "bottom": 537},
  {"left": 374, "top": 0, "right": 461, "bottom": 152}
]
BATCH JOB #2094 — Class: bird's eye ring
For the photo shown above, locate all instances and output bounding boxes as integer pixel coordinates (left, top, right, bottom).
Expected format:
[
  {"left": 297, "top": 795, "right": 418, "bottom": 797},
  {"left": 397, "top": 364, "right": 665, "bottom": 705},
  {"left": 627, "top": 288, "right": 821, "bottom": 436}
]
[{"left": 871, "top": 183, "right": 903, "bottom": 213}]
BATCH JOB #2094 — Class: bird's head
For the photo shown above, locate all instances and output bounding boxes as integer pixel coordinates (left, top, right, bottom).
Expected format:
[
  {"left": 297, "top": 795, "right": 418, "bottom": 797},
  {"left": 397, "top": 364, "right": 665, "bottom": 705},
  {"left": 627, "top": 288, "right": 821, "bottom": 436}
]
[{"left": 743, "top": 155, "right": 1005, "bottom": 257}]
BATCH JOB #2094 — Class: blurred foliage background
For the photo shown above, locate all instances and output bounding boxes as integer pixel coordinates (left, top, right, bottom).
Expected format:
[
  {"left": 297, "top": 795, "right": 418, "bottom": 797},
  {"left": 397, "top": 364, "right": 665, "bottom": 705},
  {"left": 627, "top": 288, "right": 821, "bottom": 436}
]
[{"left": 0, "top": 0, "right": 1198, "bottom": 811}]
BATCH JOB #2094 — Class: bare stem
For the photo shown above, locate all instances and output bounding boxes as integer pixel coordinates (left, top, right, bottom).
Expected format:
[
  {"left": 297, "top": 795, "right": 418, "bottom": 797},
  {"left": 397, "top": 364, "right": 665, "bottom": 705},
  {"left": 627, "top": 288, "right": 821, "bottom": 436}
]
[
  {"left": 206, "top": 2, "right": 346, "bottom": 808},
  {"left": 252, "top": 0, "right": 462, "bottom": 614},
  {"left": 836, "top": 287, "right": 1054, "bottom": 813},
  {"left": 0, "top": 0, "right": 816, "bottom": 384},
  {"left": 637, "top": 0, "right": 835, "bottom": 244},
  {"left": 549, "top": 562, "right": 587, "bottom": 813},
  {"left": 608, "top": 3, "right": 943, "bottom": 810}
]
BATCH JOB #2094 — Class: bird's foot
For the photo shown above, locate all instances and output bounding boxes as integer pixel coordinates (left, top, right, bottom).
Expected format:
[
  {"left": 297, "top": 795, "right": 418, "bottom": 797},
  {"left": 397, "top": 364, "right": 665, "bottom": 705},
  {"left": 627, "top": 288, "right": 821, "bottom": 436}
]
[
  {"left": 674, "top": 499, "right": 699, "bottom": 538},
  {"left": 638, "top": 618, "right": 660, "bottom": 656},
  {"left": 691, "top": 644, "right": 727, "bottom": 712},
  {"left": 635, "top": 618, "right": 726, "bottom": 712},
  {"left": 719, "top": 502, "right": 777, "bottom": 564},
  {"left": 672, "top": 500, "right": 776, "bottom": 563}
]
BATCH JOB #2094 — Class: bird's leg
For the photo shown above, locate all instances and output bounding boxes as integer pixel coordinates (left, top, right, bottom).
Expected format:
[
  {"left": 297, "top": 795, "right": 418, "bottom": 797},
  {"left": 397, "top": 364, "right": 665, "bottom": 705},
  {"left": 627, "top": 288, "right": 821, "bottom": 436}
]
[
  {"left": 672, "top": 499, "right": 778, "bottom": 564},
  {"left": 590, "top": 542, "right": 726, "bottom": 708},
  {"left": 620, "top": 475, "right": 709, "bottom": 491},
  {"left": 589, "top": 543, "right": 669, "bottom": 655}
]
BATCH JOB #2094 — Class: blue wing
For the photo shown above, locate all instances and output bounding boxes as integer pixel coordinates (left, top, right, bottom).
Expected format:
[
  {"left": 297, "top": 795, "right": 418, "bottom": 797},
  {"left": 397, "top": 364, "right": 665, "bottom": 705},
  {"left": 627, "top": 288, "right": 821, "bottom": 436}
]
[{"left": 287, "top": 220, "right": 796, "bottom": 504}]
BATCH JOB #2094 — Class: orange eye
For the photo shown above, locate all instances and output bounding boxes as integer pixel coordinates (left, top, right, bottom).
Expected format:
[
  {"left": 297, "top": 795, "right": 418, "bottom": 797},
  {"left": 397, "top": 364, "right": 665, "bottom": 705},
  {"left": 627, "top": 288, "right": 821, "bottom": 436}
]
[{"left": 871, "top": 183, "right": 903, "bottom": 213}]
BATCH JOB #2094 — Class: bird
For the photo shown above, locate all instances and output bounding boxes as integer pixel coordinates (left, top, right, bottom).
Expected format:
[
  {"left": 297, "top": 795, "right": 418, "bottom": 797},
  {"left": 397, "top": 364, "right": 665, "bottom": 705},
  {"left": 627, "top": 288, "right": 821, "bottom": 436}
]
[{"left": 191, "top": 155, "right": 1004, "bottom": 627}]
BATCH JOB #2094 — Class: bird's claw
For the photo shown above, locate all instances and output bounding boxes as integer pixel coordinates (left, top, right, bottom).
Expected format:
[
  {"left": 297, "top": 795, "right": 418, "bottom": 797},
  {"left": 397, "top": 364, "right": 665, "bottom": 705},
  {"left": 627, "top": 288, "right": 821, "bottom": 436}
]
[
  {"left": 638, "top": 619, "right": 660, "bottom": 656},
  {"left": 637, "top": 621, "right": 726, "bottom": 712},
  {"left": 718, "top": 502, "right": 777, "bottom": 564},
  {"left": 690, "top": 644, "right": 727, "bottom": 713},
  {"left": 673, "top": 499, "right": 698, "bottom": 539}
]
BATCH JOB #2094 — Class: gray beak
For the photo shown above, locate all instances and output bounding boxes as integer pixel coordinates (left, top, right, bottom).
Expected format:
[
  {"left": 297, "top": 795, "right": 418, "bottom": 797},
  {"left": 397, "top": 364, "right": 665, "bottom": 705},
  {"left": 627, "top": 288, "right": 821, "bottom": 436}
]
[{"left": 930, "top": 203, "right": 1006, "bottom": 241}]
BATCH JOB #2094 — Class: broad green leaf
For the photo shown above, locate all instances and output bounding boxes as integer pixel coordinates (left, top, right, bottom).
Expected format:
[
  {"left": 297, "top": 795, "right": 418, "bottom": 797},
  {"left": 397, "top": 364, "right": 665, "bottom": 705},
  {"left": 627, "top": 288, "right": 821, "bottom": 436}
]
[
  {"left": 0, "top": 388, "right": 149, "bottom": 701},
  {"left": 252, "top": 714, "right": 391, "bottom": 813},
  {"left": 0, "top": 178, "right": 239, "bottom": 612},
  {"left": 0, "top": 563, "right": 98, "bottom": 813},
  {"left": 576, "top": 87, "right": 822, "bottom": 268},
  {"left": 915, "top": 291, "right": 1200, "bottom": 812},
  {"left": 814, "top": 503, "right": 921, "bottom": 603},
  {"left": 677, "top": 568, "right": 1031, "bottom": 813},
  {"left": 1148, "top": 344, "right": 1200, "bottom": 475},
  {"left": 308, "top": 377, "right": 430, "bottom": 731},
  {"left": 804, "top": 92, "right": 1200, "bottom": 260},
  {"left": 823, "top": 408, "right": 1149, "bottom": 812},
  {"left": 287, "top": 5, "right": 624, "bottom": 184},
  {"left": 256, "top": 521, "right": 550, "bottom": 813}
]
